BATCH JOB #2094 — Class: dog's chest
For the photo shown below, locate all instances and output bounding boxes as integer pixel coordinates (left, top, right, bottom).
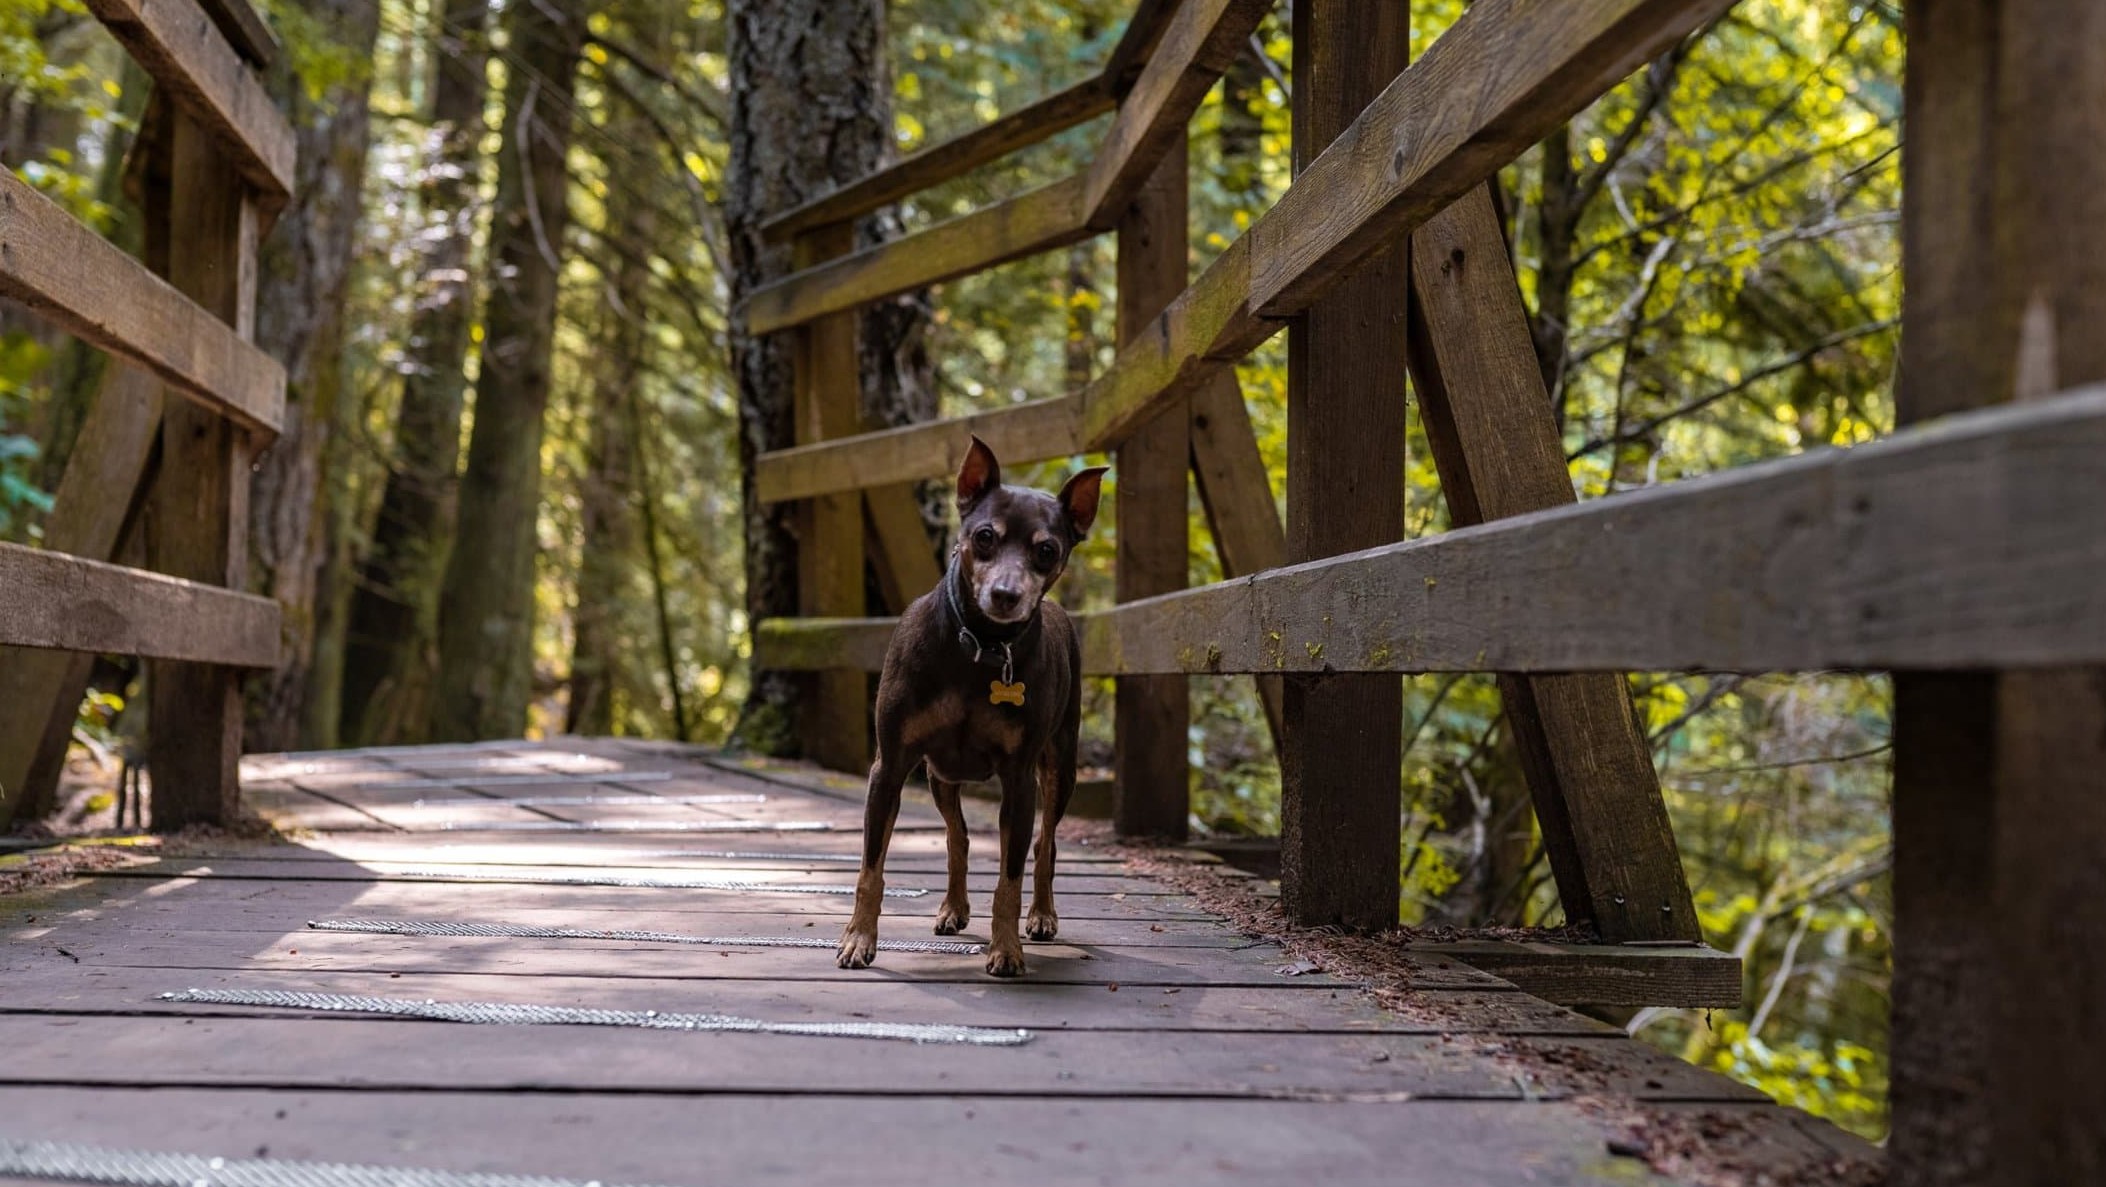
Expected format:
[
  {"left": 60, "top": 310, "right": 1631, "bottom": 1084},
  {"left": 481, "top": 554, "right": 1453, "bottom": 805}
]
[{"left": 907, "top": 690, "right": 1031, "bottom": 783}]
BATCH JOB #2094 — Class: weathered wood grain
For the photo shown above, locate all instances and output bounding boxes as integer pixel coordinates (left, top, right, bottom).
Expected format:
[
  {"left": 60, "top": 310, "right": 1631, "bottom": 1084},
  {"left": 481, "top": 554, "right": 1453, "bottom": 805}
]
[
  {"left": 1407, "top": 185, "right": 1697, "bottom": 945},
  {"left": 0, "top": 542, "right": 278, "bottom": 666},
  {"left": 1104, "top": 0, "right": 1182, "bottom": 91},
  {"left": 1083, "top": 0, "right": 1273, "bottom": 221},
  {"left": 1112, "top": 133, "right": 1193, "bottom": 839},
  {"left": 744, "top": 175, "right": 1093, "bottom": 335},
  {"left": 863, "top": 484, "right": 943, "bottom": 613},
  {"left": 0, "top": 172, "right": 284, "bottom": 435},
  {"left": 1422, "top": 941, "right": 1742, "bottom": 1008},
  {"left": 1249, "top": 0, "right": 1733, "bottom": 318},
  {"left": 756, "top": 395, "right": 1081, "bottom": 504},
  {"left": 82, "top": 0, "right": 295, "bottom": 201},
  {"left": 194, "top": 0, "right": 279, "bottom": 67},
  {"left": 1187, "top": 371, "right": 1286, "bottom": 743},
  {"left": 763, "top": 75, "right": 1115, "bottom": 243}
]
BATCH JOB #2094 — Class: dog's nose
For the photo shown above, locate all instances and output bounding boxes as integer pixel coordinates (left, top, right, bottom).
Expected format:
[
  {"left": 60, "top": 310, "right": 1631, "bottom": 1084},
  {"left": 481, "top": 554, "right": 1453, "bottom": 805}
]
[{"left": 988, "top": 586, "right": 1023, "bottom": 614}]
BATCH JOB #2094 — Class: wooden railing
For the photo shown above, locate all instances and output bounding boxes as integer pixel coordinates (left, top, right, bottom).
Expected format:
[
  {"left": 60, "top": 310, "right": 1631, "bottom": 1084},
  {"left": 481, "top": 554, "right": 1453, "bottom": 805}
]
[{"left": 0, "top": 0, "right": 289, "bottom": 829}]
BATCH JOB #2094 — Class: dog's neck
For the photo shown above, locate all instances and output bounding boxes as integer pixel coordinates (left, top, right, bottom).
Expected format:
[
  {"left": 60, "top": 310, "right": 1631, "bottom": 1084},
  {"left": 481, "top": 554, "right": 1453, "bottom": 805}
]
[{"left": 943, "top": 557, "right": 1038, "bottom": 662}]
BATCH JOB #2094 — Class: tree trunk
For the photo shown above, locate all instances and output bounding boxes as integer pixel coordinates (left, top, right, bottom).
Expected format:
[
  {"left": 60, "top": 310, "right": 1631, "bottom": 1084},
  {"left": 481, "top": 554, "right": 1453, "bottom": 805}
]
[
  {"left": 429, "top": 0, "right": 588, "bottom": 741},
  {"left": 724, "top": 0, "right": 897, "bottom": 755},
  {"left": 243, "top": 0, "right": 384, "bottom": 752},
  {"left": 338, "top": 0, "right": 492, "bottom": 747}
]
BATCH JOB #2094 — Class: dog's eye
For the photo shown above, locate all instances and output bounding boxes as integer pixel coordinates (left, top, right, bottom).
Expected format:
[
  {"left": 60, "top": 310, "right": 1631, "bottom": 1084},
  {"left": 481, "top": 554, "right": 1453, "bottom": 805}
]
[
  {"left": 1034, "top": 541, "right": 1060, "bottom": 569},
  {"left": 972, "top": 526, "right": 998, "bottom": 553}
]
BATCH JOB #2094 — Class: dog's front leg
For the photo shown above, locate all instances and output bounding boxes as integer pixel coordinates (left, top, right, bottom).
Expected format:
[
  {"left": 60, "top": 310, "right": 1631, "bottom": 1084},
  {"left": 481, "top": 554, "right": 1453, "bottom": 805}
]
[
  {"left": 838, "top": 748, "right": 910, "bottom": 969},
  {"left": 986, "top": 760, "right": 1036, "bottom": 977},
  {"left": 929, "top": 777, "right": 971, "bottom": 934}
]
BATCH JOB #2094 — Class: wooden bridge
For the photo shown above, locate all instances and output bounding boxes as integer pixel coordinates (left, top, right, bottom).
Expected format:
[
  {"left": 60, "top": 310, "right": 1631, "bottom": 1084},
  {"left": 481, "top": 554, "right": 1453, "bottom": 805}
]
[{"left": 0, "top": 0, "right": 2101, "bottom": 1182}]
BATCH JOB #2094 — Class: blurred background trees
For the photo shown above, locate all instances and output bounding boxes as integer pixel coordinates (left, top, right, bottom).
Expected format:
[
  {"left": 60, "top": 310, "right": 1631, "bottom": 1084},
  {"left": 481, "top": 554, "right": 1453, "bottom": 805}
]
[{"left": 1, "top": 0, "right": 1899, "bottom": 1139}]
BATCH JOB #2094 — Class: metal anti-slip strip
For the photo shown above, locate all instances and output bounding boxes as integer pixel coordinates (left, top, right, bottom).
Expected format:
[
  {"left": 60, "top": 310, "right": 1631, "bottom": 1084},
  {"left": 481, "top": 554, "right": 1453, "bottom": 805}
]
[
  {"left": 408, "top": 792, "right": 765, "bottom": 809},
  {"left": 0, "top": 1136, "right": 679, "bottom": 1187},
  {"left": 430, "top": 820, "right": 832, "bottom": 834},
  {"left": 156, "top": 989, "right": 1033, "bottom": 1046},
  {"left": 382, "top": 868, "right": 925, "bottom": 897},
  {"left": 308, "top": 917, "right": 984, "bottom": 954}
]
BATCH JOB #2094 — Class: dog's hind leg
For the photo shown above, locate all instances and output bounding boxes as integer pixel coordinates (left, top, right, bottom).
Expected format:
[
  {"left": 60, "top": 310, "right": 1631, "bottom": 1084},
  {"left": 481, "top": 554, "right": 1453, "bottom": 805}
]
[
  {"left": 838, "top": 745, "right": 913, "bottom": 969},
  {"left": 986, "top": 759, "right": 1037, "bottom": 977},
  {"left": 930, "top": 777, "right": 972, "bottom": 934}
]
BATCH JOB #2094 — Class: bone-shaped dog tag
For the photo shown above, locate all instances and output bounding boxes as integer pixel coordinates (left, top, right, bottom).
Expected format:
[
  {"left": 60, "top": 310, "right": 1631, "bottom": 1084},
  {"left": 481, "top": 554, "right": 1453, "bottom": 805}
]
[{"left": 989, "top": 680, "right": 1026, "bottom": 707}]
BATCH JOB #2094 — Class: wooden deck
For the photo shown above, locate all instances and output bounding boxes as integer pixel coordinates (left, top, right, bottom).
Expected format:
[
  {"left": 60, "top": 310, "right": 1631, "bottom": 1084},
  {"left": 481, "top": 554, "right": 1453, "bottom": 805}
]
[{"left": 1, "top": 740, "right": 1876, "bottom": 1185}]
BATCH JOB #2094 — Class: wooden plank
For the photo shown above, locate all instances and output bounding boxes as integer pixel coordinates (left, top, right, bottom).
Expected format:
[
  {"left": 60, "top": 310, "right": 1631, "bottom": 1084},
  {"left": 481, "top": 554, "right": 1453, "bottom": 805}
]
[
  {"left": 863, "top": 483, "right": 942, "bottom": 614},
  {"left": 1082, "top": 0, "right": 1273, "bottom": 222},
  {"left": 146, "top": 114, "right": 259, "bottom": 830},
  {"left": 1248, "top": 0, "right": 1733, "bottom": 318},
  {"left": 744, "top": 175, "right": 1093, "bottom": 336},
  {"left": 1276, "top": 0, "right": 1409, "bottom": 931},
  {"left": 790, "top": 226, "right": 872, "bottom": 774},
  {"left": 1112, "top": 131, "right": 1192, "bottom": 839},
  {"left": 81, "top": 0, "right": 295, "bottom": 201},
  {"left": 1187, "top": 371, "right": 1286, "bottom": 742},
  {"left": 1423, "top": 941, "right": 1741, "bottom": 1008},
  {"left": 194, "top": 0, "right": 280, "bottom": 67},
  {"left": 1068, "top": 386, "right": 2106, "bottom": 675},
  {"left": 0, "top": 542, "right": 278, "bottom": 667},
  {"left": 1406, "top": 186, "right": 1697, "bottom": 944},
  {"left": 762, "top": 75, "right": 1116, "bottom": 243},
  {"left": 0, "top": 363, "right": 163, "bottom": 825},
  {"left": 1104, "top": 0, "right": 1182, "bottom": 91},
  {"left": 757, "top": 396, "right": 1080, "bottom": 504},
  {"left": 0, "top": 172, "right": 284, "bottom": 435}
]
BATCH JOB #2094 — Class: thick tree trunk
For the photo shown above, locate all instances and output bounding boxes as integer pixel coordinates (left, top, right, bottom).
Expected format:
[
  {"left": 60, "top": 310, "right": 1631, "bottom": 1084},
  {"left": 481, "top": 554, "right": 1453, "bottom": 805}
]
[
  {"left": 429, "top": 0, "right": 588, "bottom": 741},
  {"left": 243, "top": 0, "right": 384, "bottom": 752},
  {"left": 338, "top": 0, "right": 492, "bottom": 747},
  {"left": 724, "top": 0, "right": 898, "bottom": 755}
]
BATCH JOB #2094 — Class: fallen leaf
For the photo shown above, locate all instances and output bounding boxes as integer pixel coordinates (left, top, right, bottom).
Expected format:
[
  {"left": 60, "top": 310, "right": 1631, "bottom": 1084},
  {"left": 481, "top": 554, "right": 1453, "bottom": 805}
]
[{"left": 1275, "top": 958, "right": 1321, "bottom": 976}]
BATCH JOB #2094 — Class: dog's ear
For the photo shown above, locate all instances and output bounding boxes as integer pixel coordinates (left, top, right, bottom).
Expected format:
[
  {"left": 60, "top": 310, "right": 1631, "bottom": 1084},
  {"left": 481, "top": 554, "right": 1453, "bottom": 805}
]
[
  {"left": 956, "top": 435, "right": 1002, "bottom": 510},
  {"left": 1058, "top": 466, "right": 1109, "bottom": 539}
]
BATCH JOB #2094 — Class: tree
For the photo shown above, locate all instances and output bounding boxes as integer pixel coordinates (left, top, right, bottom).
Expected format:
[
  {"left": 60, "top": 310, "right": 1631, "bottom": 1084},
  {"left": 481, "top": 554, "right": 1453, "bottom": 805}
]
[{"left": 429, "top": 0, "right": 592, "bottom": 740}]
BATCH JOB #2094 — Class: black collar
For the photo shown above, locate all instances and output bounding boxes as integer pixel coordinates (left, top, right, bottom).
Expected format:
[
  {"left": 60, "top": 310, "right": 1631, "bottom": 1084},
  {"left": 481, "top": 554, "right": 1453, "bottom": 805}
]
[{"left": 943, "top": 558, "right": 1039, "bottom": 666}]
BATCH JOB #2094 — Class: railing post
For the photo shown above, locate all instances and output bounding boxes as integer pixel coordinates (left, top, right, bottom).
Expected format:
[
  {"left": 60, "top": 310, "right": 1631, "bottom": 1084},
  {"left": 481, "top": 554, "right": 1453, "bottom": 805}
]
[
  {"left": 1276, "top": 0, "right": 1410, "bottom": 928},
  {"left": 1111, "top": 129, "right": 1192, "bottom": 839},
  {"left": 1893, "top": 1, "right": 2106, "bottom": 1182},
  {"left": 792, "top": 224, "right": 873, "bottom": 774},
  {"left": 146, "top": 111, "right": 257, "bottom": 828}
]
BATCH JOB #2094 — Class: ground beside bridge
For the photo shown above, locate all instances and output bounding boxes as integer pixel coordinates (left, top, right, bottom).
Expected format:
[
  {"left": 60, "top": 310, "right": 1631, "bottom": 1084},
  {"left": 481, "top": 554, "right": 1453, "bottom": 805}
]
[{"left": 1, "top": 739, "right": 1879, "bottom": 1185}]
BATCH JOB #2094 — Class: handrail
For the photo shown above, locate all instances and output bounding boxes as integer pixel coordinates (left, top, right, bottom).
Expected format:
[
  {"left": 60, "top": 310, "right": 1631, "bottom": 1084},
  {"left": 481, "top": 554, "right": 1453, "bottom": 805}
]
[
  {"left": 759, "top": 385, "right": 2106, "bottom": 675},
  {"left": 0, "top": 542, "right": 281, "bottom": 667},
  {"left": 754, "top": 0, "right": 1731, "bottom": 503}
]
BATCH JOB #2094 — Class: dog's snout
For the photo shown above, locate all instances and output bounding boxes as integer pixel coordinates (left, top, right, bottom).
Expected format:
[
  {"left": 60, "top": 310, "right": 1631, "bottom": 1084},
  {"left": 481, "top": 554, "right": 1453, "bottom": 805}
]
[{"left": 988, "top": 585, "right": 1024, "bottom": 614}]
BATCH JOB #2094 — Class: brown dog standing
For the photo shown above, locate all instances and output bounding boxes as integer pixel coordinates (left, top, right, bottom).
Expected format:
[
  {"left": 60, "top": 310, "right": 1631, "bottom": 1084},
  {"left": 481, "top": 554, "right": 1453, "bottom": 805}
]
[{"left": 836, "top": 437, "right": 1106, "bottom": 977}]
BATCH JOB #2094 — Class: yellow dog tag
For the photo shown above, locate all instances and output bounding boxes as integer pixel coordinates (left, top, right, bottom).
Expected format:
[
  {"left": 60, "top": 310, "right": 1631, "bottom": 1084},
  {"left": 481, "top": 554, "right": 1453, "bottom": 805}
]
[{"left": 989, "top": 680, "right": 1026, "bottom": 707}]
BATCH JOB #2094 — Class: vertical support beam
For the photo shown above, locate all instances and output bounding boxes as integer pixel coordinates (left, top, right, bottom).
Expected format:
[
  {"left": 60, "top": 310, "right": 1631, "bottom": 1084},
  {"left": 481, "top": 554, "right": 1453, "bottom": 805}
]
[
  {"left": 147, "top": 112, "right": 256, "bottom": 829},
  {"left": 1278, "top": 0, "right": 1409, "bottom": 928},
  {"left": 864, "top": 483, "right": 941, "bottom": 614},
  {"left": 1895, "top": 1, "right": 2106, "bottom": 1182},
  {"left": 793, "top": 224, "right": 871, "bottom": 773},
  {"left": 1188, "top": 371, "right": 1286, "bottom": 748},
  {"left": 1112, "top": 130, "right": 1192, "bottom": 839},
  {"left": 1405, "top": 185, "right": 1698, "bottom": 943}
]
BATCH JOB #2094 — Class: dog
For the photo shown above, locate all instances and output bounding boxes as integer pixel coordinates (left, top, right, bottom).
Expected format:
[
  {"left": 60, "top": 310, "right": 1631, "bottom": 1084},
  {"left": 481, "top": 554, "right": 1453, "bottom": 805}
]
[{"left": 836, "top": 437, "right": 1106, "bottom": 977}]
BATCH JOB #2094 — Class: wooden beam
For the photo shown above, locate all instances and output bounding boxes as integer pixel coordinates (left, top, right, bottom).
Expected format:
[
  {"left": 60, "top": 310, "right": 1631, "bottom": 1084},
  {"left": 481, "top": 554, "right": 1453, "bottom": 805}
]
[
  {"left": 1111, "top": 130, "right": 1192, "bottom": 841},
  {"left": 762, "top": 76, "right": 1116, "bottom": 244},
  {"left": 755, "top": 616, "right": 897, "bottom": 673},
  {"left": 744, "top": 175, "right": 1092, "bottom": 336},
  {"left": 0, "top": 171, "right": 285, "bottom": 436},
  {"left": 146, "top": 113, "right": 259, "bottom": 831},
  {"left": 864, "top": 483, "right": 942, "bottom": 614},
  {"left": 1419, "top": 940, "right": 1742, "bottom": 1008},
  {"left": 0, "top": 543, "right": 278, "bottom": 667},
  {"left": 82, "top": 0, "right": 295, "bottom": 202},
  {"left": 758, "top": 386, "right": 2106, "bottom": 679},
  {"left": 1104, "top": 0, "right": 1183, "bottom": 93},
  {"left": 757, "top": 396, "right": 1082, "bottom": 505},
  {"left": 1187, "top": 371, "right": 1285, "bottom": 744},
  {"left": 194, "top": 0, "right": 280, "bottom": 67},
  {"left": 1407, "top": 185, "right": 1696, "bottom": 944},
  {"left": 1248, "top": 0, "right": 1732, "bottom": 319},
  {"left": 1083, "top": 0, "right": 1273, "bottom": 223},
  {"left": 1276, "top": 0, "right": 1410, "bottom": 932},
  {"left": 791, "top": 225, "right": 871, "bottom": 774}
]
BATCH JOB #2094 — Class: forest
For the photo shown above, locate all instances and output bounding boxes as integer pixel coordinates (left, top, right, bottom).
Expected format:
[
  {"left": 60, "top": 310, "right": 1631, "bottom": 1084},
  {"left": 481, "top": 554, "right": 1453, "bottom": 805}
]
[{"left": 1, "top": 0, "right": 1899, "bottom": 1138}]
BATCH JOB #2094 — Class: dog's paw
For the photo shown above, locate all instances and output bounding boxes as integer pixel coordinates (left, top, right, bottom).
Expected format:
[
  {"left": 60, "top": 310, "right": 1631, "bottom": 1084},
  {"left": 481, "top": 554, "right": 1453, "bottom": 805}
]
[
  {"left": 934, "top": 899, "right": 970, "bottom": 935},
  {"left": 984, "top": 940, "right": 1027, "bottom": 978},
  {"left": 836, "top": 926, "right": 879, "bottom": 969},
  {"left": 1024, "top": 908, "right": 1058, "bottom": 942}
]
